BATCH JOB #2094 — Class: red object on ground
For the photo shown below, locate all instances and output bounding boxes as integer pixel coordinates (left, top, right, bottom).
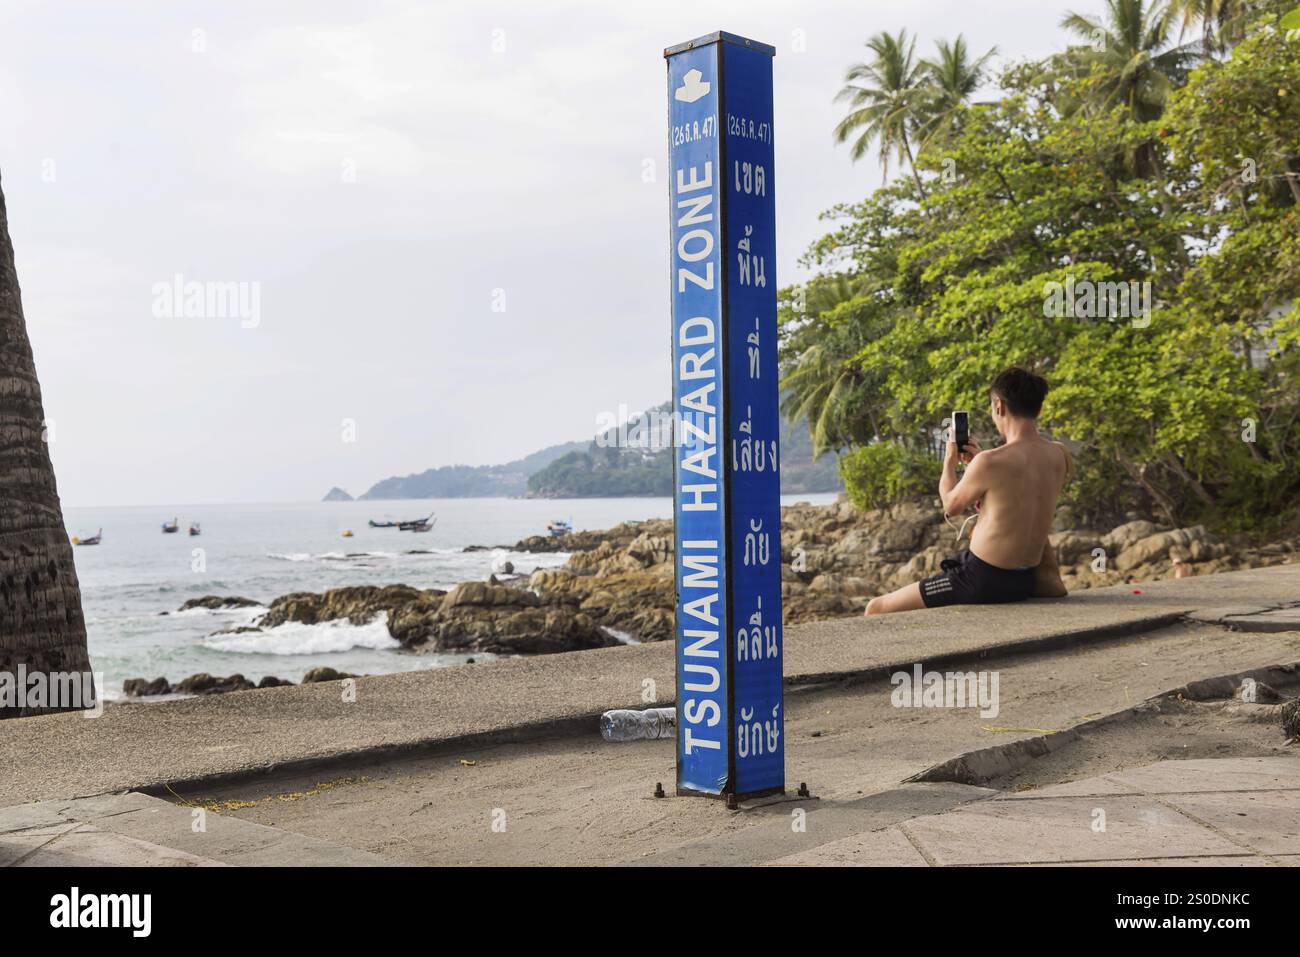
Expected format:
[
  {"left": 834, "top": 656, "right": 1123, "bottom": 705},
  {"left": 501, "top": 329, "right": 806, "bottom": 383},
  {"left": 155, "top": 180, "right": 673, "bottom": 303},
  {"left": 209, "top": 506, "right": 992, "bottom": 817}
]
[{"left": 1132, "top": 589, "right": 1143, "bottom": 594}]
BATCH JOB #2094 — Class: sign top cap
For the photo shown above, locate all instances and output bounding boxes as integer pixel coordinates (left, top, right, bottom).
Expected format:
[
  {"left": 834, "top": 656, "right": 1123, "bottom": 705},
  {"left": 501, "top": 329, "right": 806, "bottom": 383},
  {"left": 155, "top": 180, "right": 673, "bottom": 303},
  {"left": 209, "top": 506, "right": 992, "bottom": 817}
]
[{"left": 663, "top": 31, "right": 776, "bottom": 59}]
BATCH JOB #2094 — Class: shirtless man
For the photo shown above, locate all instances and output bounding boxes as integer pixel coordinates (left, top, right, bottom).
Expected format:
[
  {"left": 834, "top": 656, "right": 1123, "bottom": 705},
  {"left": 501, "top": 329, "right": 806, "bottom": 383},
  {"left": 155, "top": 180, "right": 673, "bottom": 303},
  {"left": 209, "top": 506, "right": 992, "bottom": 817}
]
[{"left": 865, "top": 367, "right": 1071, "bottom": 615}]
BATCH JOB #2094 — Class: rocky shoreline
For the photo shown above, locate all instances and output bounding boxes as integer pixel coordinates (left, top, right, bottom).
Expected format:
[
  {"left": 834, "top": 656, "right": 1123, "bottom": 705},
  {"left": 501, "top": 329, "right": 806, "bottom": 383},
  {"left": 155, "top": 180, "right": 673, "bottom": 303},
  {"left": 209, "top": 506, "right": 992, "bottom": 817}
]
[
  {"left": 122, "top": 666, "right": 354, "bottom": 698},
  {"left": 123, "top": 499, "right": 1297, "bottom": 698}
]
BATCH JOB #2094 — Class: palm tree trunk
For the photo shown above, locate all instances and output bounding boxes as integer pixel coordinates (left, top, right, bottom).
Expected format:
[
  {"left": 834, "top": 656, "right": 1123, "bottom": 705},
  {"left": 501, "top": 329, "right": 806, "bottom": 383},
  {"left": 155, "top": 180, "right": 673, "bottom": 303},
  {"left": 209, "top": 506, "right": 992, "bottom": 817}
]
[
  {"left": 1284, "top": 163, "right": 1300, "bottom": 205},
  {"left": 0, "top": 172, "right": 93, "bottom": 718},
  {"left": 901, "top": 134, "right": 927, "bottom": 198}
]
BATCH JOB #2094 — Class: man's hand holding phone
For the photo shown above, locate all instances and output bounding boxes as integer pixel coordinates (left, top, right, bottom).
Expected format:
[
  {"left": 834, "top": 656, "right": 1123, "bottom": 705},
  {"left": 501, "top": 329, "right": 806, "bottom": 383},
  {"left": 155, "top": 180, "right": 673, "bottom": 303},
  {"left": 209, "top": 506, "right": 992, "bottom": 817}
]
[
  {"left": 945, "top": 436, "right": 981, "bottom": 467},
  {"left": 947, "top": 409, "right": 981, "bottom": 467},
  {"left": 941, "top": 410, "right": 977, "bottom": 514}
]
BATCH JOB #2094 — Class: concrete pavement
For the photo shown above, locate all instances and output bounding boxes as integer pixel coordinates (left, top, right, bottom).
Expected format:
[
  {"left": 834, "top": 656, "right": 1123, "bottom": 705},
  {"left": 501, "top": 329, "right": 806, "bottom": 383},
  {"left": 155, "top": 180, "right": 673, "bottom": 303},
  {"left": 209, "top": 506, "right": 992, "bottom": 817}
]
[
  {"left": 765, "top": 757, "right": 1300, "bottom": 866},
  {"left": 0, "top": 792, "right": 386, "bottom": 866},
  {"left": 1, "top": 563, "right": 1296, "bottom": 808},
  {"left": 7, "top": 756, "right": 1293, "bottom": 866},
  {"left": 0, "top": 563, "right": 1296, "bottom": 866}
]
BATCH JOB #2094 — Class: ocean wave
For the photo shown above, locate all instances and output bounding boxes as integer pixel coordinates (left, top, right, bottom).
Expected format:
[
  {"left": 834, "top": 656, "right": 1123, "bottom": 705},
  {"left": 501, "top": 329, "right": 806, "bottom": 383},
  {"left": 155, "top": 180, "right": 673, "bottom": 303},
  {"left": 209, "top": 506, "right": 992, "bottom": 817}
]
[
  {"left": 173, "top": 605, "right": 266, "bottom": 618},
  {"left": 603, "top": 627, "right": 640, "bottom": 646},
  {"left": 202, "top": 617, "right": 398, "bottom": 655},
  {"left": 267, "top": 549, "right": 428, "bottom": 563}
]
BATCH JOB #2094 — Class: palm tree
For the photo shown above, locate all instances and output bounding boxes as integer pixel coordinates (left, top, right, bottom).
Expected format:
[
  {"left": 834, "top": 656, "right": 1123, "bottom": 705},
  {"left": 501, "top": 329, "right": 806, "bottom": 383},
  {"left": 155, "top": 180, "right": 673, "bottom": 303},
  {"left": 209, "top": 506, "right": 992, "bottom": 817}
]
[
  {"left": 0, "top": 172, "right": 93, "bottom": 718},
  {"left": 780, "top": 277, "right": 892, "bottom": 457},
  {"left": 916, "top": 37, "right": 999, "bottom": 154},
  {"left": 1061, "top": 0, "right": 1198, "bottom": 122},
  {"left": 834, "top": 30, "right": 930, "bottom": 193},
  {"left": 1168, "top": 0, "right": 1263, "bottom": 53},
  {"left": 781, "top": 338, "right": 865, "bottom": 459}
]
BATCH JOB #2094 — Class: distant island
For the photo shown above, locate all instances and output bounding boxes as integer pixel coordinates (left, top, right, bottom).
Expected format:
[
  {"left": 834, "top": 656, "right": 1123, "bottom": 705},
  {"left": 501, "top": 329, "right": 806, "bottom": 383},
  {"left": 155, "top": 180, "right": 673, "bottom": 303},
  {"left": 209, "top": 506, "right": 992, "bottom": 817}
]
[
  {"left": 325, "top": 404, "right": 842, "bottom": 500},
  {"left": 342, "top": 440, "right": 586, "bottom": 500}
]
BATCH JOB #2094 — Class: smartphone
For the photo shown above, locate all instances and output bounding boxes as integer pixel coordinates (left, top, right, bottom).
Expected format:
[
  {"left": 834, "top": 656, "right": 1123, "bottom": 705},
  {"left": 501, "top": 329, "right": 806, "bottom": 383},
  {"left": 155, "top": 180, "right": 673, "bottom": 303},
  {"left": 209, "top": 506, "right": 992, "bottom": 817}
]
[{"left": 952, "top": 410, "right": 969, "bottom": 457}]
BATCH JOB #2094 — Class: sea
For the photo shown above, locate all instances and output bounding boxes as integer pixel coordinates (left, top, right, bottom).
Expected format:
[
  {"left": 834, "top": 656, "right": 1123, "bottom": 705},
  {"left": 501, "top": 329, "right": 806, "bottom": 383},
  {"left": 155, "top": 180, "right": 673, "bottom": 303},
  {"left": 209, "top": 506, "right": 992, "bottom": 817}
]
[{"left": 63, "top": 494, "right": 838, "bottom": 699}]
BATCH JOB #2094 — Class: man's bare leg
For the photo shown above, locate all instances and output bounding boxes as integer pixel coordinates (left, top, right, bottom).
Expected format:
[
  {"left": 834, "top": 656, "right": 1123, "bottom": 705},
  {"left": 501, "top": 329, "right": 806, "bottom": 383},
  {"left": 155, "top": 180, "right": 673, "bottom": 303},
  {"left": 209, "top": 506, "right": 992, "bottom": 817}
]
[{"left": 865, "top": 582, "right": 925, "bottom": 616}]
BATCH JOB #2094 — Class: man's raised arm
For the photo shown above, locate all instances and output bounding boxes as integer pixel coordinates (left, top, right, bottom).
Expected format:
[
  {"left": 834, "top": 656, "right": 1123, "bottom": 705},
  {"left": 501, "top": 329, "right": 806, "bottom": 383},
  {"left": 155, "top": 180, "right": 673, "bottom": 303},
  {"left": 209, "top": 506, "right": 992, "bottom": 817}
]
[{"left": 940, "top": 440, "right": 988, "bottom": 518}]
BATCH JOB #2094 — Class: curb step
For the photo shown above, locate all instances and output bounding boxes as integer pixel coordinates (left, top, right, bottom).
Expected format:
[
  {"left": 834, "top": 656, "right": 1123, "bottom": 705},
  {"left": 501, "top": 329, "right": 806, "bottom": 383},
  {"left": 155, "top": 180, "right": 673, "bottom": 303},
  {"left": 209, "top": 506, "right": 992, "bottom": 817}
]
[
  {"left": 143, "top": 611, "right": 1198, "bottom": 799},
  {"left": 905, "top": 660, "right": 1300, "bottom": 787}
]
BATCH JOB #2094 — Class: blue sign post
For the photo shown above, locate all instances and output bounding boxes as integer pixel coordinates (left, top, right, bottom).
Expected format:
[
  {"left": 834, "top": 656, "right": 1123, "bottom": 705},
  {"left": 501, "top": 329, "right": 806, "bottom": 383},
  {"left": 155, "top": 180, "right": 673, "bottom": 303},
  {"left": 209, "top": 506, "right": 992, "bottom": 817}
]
[{"left": 666, "top": 32, "right": 783, "bottom": 801}]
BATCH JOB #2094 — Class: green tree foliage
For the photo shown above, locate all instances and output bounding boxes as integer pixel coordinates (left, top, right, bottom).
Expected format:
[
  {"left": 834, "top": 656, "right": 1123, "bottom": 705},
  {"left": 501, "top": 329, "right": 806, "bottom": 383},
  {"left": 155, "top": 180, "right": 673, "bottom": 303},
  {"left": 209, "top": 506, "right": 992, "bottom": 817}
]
[
  {"left": 783, "top": 15, "right": 1300, "bottom": 531},
  {"left": 1170, "top": 0, "right": 1293, "bottom": 51},
  {"left": 839, "top": 442, "right": 942, "bottom": 511},
  {"left": 1285, "top": 3, "right": 1300, "bottom": 33},
  {"left": 526, "top": 448, "right": 675, "bottom": 497}
]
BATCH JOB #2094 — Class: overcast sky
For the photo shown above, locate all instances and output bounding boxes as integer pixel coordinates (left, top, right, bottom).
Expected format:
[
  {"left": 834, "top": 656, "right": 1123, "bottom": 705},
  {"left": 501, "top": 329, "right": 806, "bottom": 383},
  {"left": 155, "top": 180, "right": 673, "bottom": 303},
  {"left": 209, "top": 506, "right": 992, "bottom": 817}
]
[{"left": 1, "top": 0, "right": 1107, "bottom": 506}]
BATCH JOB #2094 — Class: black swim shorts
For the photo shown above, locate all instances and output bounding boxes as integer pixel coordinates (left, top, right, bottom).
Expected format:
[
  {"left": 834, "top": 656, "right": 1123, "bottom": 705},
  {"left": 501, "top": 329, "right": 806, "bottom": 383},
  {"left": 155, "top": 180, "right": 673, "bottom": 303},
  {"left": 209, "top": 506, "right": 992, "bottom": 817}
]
[{"left": 919, "top": 550, "right": 1035, "bottom": 608}]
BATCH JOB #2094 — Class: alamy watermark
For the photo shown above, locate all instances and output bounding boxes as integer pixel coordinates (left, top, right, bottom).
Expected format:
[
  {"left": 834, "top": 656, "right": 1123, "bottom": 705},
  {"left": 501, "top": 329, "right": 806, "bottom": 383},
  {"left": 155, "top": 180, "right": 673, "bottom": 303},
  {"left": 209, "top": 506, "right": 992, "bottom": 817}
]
[
  {"left": 595, "top": 404, "right": 675, "bottom": 450},
  {"left": 50, "top": 887, "right": 150, "bottom": 937},
  {"left": 152, "top": 273, "right": 261, "bottom": 328},
  {"left": 1043, "top": 275, "right": 1151, "bottom": 328},
  {"left": 891, "top": 664, "right": 1000, "bottom": 718},
  {"left": 593, "top": 405, "right": 733, "bottom": 453},
  {"left": 0, "top": 667, "right": 102, "bottom": 717}
]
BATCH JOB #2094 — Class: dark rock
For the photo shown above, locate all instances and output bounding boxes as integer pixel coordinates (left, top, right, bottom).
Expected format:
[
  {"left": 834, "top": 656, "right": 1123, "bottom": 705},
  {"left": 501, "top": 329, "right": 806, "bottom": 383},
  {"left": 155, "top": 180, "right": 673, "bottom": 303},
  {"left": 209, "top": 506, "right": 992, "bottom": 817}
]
[
  {"left": 179, "top": 595, "right": 261, "bottom": 612},
  {"left": 122, "top": 677, "right": 171, "bottom": 697},
  {"left": 257, "top": 676, "right": 293, "bottom": 688},
  {"left": 257, "top": 585, "right": 435, "bottom": 628},
  {"left": 174, "top": 673, "right": 255, "bottom": 695},
  {"left": 301, "top": 667, "right": 357, "bottom": 683},
  {"left": 208, "top": 625, "right": 264, "bottom": 637},
  {"left": 1282, "top": 698, "right": 1300, "bottom": 740},
  {"left": 245, "top": 576, "right": 620, "bottom": 656},
  {"left": 512, "top": 525, "right": 628, "bottom": 554}
]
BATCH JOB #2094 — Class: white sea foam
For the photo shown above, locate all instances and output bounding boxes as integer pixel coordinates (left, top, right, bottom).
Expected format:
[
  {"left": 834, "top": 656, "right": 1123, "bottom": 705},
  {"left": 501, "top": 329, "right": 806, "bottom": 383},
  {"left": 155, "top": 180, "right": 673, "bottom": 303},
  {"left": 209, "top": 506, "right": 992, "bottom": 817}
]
[
  {"left": 267, "top": 549, "right": 418, "bottom": 564},
  {"left": 172, "top": 605, "right": 265, "bottom": 619},
  {"left": 203, "top": 617, "right": 398, "bottom": 655}
]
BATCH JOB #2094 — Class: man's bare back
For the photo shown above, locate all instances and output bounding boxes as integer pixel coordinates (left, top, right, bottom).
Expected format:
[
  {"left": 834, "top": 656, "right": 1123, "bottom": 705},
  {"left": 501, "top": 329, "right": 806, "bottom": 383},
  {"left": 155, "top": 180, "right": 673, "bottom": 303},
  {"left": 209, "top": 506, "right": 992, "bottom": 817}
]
[{"left": 965, "top": 436, "right": 1070, "bottom": 569}]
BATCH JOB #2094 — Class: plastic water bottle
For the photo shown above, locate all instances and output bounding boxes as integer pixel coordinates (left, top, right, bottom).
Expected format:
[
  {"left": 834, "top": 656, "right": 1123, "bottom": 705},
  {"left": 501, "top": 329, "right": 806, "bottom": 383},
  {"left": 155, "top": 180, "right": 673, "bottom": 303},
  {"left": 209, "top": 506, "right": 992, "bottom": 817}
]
[{"left": 600, "top": 707, "right": 676, "bottom": 741}]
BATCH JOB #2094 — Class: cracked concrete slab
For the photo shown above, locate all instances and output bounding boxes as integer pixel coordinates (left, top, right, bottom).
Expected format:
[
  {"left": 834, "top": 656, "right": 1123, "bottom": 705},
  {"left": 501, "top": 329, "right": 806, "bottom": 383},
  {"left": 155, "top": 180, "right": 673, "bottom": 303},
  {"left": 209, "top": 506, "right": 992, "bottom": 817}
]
[
  {"left": 1221, "top": 608, "right": 1300, "bottom": 634},
  {"left": 776, "top": 758, "right": 1300, "bottom": 867},
  {"left": 0, "top": 792, "right": 388, "bottom": 867}
]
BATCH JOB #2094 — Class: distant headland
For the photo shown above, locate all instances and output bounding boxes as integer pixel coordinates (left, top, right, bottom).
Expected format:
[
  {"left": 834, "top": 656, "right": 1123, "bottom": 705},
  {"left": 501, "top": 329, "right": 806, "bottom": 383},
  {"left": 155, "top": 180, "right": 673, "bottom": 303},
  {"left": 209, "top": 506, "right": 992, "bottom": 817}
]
[{"left": 324, "top": 403, "right": 843, "bottom": 501}]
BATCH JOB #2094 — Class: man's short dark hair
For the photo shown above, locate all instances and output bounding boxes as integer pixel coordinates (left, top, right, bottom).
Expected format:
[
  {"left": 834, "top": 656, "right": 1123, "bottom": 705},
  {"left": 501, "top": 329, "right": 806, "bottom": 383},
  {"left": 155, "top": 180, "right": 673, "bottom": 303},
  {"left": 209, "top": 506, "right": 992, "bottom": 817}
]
[{"left": 991, "top": 367, "right": 1048, "bottom": 418}]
